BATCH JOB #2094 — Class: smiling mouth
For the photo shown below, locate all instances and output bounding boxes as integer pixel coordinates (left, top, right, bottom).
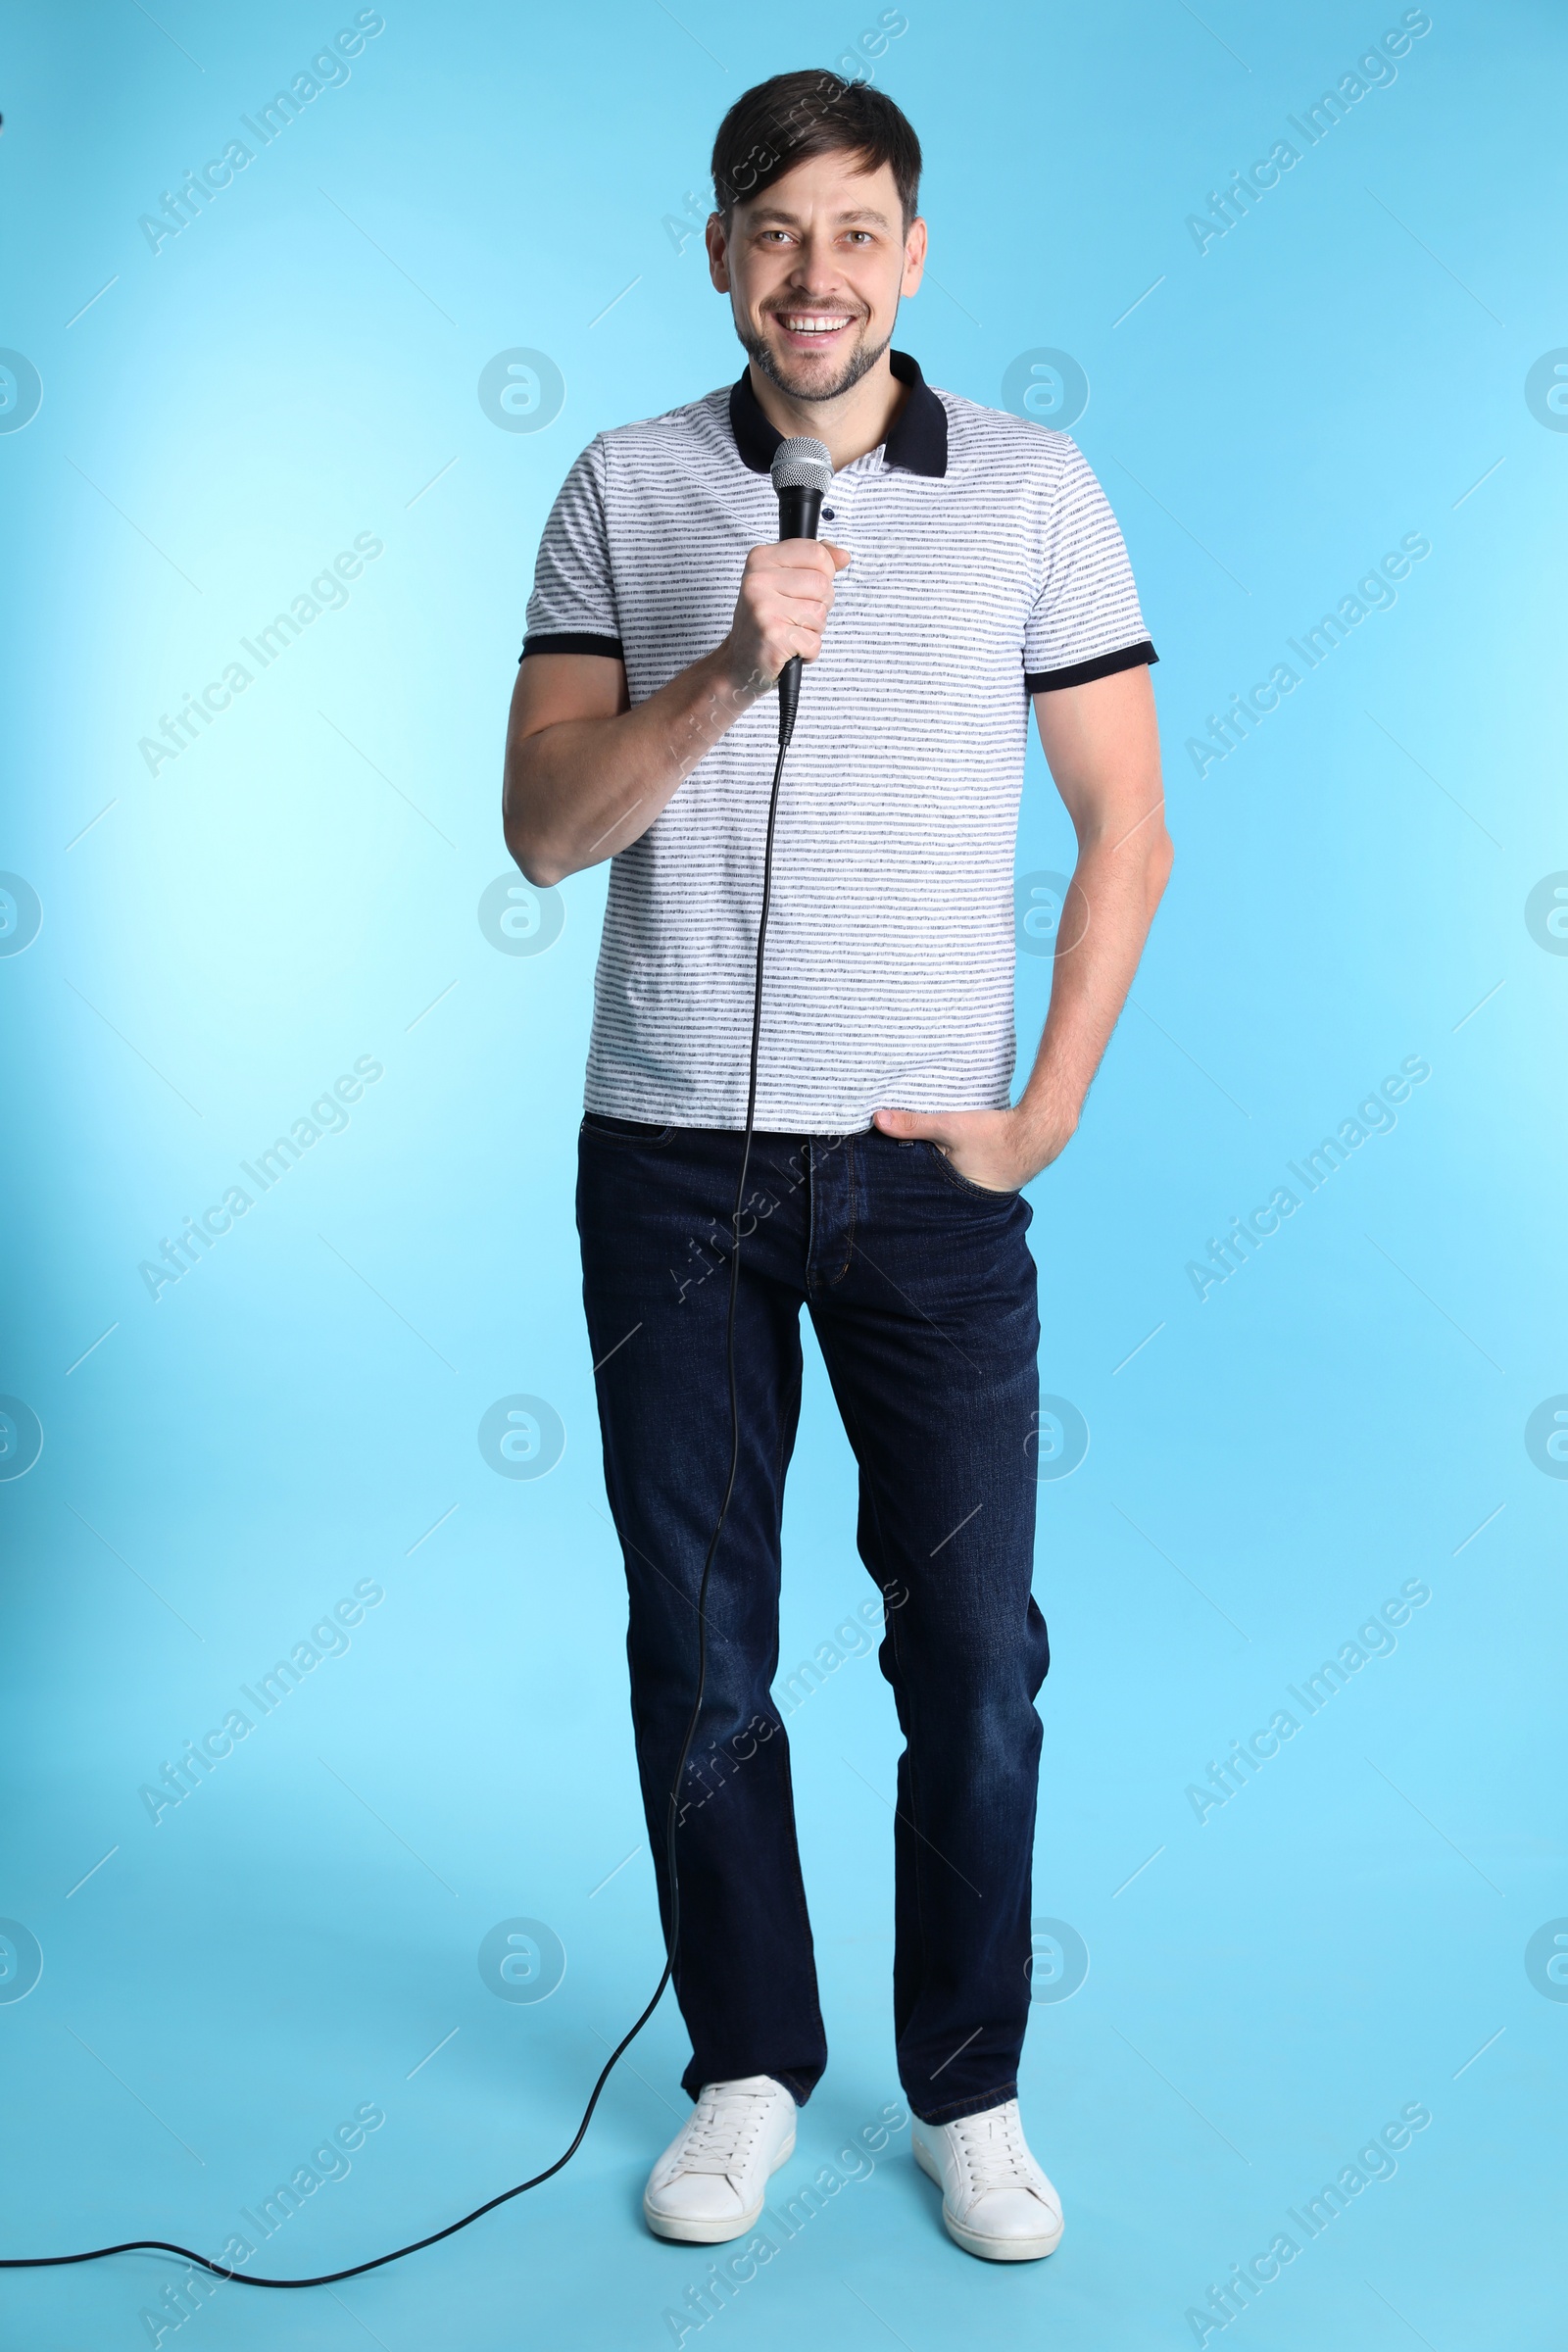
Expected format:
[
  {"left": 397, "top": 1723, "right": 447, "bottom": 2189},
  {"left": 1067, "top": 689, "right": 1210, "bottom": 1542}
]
[{"left": 772, "top": 311, "right": 858, "bottom": 340}]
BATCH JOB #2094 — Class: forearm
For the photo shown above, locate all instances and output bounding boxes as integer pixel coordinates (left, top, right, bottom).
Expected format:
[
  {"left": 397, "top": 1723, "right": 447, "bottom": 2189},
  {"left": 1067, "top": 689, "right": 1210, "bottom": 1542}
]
[
  {"left": 504, "top": 648, "right": 759, "bottom": 887},
  {"left": 505, "top": 534, "right": 848, "bottom": 888},
  {"left": 1015, "top": 818, "right": 1173, "bottom": 1152}
]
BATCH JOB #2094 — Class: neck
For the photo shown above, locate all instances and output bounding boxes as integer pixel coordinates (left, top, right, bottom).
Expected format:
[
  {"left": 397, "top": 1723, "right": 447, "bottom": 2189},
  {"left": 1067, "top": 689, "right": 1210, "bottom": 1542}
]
[{"left": 747, "top": 349, "right": 908, "bottom": 470}]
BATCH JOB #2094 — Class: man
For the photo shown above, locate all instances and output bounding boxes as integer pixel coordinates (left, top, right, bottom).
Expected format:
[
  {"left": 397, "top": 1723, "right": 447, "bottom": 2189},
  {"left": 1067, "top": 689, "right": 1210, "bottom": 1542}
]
[{"left": 503, "top": 72, "right": 1170, "bottom": 2264}]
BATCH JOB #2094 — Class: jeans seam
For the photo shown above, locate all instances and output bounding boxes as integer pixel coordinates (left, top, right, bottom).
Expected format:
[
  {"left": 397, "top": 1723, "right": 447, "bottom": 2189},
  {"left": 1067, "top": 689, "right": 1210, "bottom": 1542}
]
[
  {"left": 776, "top": 1357, "right": 803, "bottom": 1489},
  {"left": 773, "top": 1736, "right": 822, "bottom": 2077},
  {"left": 828, "top": 1131, "right": 857, "bottom": 1286},
  {"left": 767, "top": 2067, "right": 815, "bottom": 2106},
  {"left": 804, "top": 1137, "right": 821, "bottom": 1295},
  {"left": 805, "top": 1134, "right": 857, "bottom": 1292},
  {"left": 830, "top": 1368, "right": 933, "bottom": 2063}
]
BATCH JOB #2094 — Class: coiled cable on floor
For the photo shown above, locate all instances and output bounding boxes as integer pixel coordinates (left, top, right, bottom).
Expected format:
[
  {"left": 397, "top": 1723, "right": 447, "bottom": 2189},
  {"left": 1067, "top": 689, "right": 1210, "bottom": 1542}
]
[{"left": 0, "top": 728, "right": 794, "bottom": 2292}]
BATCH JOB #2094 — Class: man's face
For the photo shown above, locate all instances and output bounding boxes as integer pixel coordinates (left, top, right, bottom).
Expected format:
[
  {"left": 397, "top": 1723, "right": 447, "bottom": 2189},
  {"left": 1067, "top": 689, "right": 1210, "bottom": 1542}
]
[{"left": 708, "top": 151, "right": 926, "bottom": 404}]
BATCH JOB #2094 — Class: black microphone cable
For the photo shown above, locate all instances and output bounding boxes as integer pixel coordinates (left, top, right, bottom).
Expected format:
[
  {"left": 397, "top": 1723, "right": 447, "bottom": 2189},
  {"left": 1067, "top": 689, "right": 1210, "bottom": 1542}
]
[{"left": 0, "top": 435, "right": 835, "bottom": 2296}]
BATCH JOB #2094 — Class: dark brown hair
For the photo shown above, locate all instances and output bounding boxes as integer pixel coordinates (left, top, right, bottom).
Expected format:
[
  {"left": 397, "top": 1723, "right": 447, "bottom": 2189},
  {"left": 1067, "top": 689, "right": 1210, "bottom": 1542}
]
[{"left": 710, "top": 71, "right": 922, "bottom": 224}]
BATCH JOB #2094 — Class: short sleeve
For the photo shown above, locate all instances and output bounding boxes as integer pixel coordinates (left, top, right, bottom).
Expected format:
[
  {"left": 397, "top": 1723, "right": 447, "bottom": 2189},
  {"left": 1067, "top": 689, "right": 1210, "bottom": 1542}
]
[
  {"left": 520, "top": 437, "right": 624, "bottom": 663},
  {"left": 1023, "top": 439, "right": 1156, "bottom": 694}
]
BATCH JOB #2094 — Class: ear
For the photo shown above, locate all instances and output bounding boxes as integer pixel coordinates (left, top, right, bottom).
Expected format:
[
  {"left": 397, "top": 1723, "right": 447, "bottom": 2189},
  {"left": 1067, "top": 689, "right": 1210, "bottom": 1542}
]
[
  {"left": 706, "top": 212, "right": 731, "bottom": 294},
  {"left": 900, "top": 215, "right": 928, "bottom": 299}
]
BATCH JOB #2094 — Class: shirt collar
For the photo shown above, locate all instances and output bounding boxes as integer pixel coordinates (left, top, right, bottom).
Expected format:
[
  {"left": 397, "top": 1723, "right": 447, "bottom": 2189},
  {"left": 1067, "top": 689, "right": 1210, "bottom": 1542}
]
[{"left": 727, "top": 349, "right": 948, "bottom": 480}]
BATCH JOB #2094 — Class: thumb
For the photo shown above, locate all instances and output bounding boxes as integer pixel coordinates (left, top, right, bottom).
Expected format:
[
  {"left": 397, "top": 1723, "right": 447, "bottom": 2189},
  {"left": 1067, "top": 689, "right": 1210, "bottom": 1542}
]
[
  {"left": 825, "top": 541, "right": 853, "bottom": 569},
  {"left": 873, "top": 1106, "right": 942, "bottom": 1141}
]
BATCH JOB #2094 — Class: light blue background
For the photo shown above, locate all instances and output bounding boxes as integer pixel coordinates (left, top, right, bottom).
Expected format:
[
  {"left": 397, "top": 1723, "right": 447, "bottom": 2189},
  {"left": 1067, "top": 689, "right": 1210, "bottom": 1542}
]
[{"left": 2, "top": 3, "right": 1564, "bottom": 2346}]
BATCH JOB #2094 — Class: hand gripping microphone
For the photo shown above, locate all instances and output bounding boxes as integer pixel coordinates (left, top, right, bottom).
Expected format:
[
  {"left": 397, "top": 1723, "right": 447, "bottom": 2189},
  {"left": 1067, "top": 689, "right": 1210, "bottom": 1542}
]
[{"left": 768, "top": 436, "right": 832, "bottom": 750}]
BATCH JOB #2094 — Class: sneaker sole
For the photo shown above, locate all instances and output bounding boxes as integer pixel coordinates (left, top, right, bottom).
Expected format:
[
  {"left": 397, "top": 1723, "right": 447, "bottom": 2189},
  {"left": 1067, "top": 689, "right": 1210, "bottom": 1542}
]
[
  {"left": 912, "top": 2133, "right": 1064, "bottom": 2262},
  {"left": 643, "top": 2131, "right": 796, "bottom": 2245}
]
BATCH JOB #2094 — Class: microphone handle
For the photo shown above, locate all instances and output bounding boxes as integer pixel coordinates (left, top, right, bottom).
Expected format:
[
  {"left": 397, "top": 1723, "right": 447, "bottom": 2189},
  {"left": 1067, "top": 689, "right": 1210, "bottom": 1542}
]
[{"left": 774, "top": 483, "right": 823, "bottom": 750}]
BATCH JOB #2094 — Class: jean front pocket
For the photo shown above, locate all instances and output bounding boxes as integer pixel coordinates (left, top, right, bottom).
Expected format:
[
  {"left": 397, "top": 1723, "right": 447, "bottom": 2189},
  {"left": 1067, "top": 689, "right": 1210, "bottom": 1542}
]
[
  {"left": 921, "top": 1141, "right": 1020, "bottom": 1205},
  {"left": 580, "top": 1112, "right": 674, "bottom": 1150}
]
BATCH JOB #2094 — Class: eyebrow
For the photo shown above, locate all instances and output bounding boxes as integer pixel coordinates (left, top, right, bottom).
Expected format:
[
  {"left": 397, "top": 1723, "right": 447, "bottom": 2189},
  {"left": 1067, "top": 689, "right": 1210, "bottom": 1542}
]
[{"left": 749, "top": 205, "right": 894, "bottom": 230}]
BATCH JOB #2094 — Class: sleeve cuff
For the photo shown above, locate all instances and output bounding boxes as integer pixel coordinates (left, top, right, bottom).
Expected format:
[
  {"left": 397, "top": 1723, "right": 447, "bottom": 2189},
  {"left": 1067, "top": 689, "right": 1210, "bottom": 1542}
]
[
  {"left": 520, "top": 631, "right": 626, "bottom": 664},
  {"left": 1025, "top": 639, "right": 1158, "bottom": 695}
]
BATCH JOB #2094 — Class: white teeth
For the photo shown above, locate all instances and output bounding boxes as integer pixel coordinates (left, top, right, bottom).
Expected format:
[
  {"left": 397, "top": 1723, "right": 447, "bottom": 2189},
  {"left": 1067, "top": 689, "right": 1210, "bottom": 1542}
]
[{"left": 781, "top": 316, "right": 850, "bottom": 333}]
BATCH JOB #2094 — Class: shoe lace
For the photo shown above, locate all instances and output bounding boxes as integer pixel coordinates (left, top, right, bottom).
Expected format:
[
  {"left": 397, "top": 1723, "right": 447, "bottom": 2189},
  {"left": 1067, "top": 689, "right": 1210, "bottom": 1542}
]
[
  {"left": 954, "top": 2104, "right": 1037, "bottom": 2196},
  {"left": 676, "top": 2085, "right": 770, "bottom": 2178}
]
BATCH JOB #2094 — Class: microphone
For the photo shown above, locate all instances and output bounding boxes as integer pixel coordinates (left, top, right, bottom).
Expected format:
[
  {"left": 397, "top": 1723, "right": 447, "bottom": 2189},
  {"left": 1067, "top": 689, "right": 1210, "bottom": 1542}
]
[{"left": 769, "top": 436, "right": 832, "bottom": 750}]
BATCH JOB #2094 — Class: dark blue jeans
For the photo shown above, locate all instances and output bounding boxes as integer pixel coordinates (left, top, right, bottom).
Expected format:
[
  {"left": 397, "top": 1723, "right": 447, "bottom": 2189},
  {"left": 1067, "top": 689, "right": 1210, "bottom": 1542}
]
[{"left": 576, "top": 1115, "right": 1049, "bottom": 2127}]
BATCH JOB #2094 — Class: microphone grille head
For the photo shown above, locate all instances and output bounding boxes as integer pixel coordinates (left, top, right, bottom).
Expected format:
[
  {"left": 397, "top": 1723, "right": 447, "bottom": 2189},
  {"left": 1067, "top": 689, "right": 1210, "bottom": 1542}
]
[{"left": 770, "top": 436, "right": 833, "bottom": 494}]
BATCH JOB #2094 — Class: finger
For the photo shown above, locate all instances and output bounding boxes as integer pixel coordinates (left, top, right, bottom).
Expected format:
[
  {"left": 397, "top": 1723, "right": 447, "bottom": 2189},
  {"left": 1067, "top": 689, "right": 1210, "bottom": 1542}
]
[
  {"left": 769, "top": 569, "right": 835, "bottom": 598},
  {"left": 759, "top": 541, "right": 841, "bottom": 575},
  {"left": 765, "top": 542, "right": 849, "bottom": 568},
  {"left": 764, "top": 603, "right": 833, "bottom": 640},
  {"left": 771, "top": 612, "right": 822, "bottom": 647},
  {"left": 872, "top": 1107, "right": 943, "bottom": 1141}
]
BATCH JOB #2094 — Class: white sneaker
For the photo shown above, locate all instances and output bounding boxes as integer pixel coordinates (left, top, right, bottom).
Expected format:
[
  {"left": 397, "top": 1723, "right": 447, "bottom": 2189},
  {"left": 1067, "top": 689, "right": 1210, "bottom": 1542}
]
[
  {"left": 642, "top": 2075, "right": 798, "bottom": 2243},
  {"left": 912, "top": 2098, "right": 1064, "bottom": 2261}
]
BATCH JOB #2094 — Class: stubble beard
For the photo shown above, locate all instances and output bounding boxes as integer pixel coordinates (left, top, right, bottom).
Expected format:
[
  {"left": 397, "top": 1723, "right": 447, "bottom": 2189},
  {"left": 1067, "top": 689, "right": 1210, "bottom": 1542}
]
[{"left": 738, "top": 314, "right": 893, "bottom": 405}]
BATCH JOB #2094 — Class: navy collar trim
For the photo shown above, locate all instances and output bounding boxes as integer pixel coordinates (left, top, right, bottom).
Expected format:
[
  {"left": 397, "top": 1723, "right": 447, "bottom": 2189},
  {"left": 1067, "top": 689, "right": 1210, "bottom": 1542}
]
[{"left": 728, "top": 349, "right": 948, "bottom": 479}]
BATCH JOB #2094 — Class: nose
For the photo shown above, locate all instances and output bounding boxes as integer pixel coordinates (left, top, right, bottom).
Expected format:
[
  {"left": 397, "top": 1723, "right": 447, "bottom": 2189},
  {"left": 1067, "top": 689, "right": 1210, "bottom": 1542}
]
[{"left": 785, "top": 232, "right": 849, "bottom": 297}]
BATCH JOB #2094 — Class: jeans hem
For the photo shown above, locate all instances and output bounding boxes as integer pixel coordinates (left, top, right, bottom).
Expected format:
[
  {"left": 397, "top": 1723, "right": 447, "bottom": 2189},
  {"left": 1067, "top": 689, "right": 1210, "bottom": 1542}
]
[
  {"left": 906, "top": 2078, "right": 1018, "bottom": 2128},
  {"left": 680, "top": 2064, "right": 820, "bottom": 2109}
]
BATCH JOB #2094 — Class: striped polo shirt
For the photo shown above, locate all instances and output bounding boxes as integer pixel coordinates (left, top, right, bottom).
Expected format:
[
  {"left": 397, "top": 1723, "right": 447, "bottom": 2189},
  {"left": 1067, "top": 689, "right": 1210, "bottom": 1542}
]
[{"left": 522, "top": 351, "right": 1155, "bottom": 1133}]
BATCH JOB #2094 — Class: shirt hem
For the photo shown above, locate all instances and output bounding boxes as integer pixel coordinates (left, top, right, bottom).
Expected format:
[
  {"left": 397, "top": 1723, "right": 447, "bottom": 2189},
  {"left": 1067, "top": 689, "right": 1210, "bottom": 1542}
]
[{"left": 582, "top": 1097, "right": 1012, "bottom": 1135}]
